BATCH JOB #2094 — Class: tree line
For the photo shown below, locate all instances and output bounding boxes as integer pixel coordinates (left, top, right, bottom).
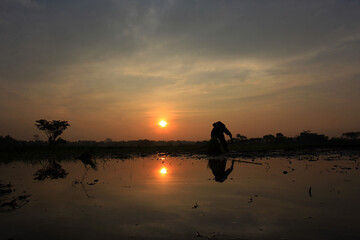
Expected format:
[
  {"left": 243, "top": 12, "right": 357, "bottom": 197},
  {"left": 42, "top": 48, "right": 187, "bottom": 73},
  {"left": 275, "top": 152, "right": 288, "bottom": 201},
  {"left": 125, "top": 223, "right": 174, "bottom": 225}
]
[
  {"left": 234, "top": 130, "right": 360, "bottom": 144},
  {"left": 0, "top": 118, "right": 359, "bottom": 146}
]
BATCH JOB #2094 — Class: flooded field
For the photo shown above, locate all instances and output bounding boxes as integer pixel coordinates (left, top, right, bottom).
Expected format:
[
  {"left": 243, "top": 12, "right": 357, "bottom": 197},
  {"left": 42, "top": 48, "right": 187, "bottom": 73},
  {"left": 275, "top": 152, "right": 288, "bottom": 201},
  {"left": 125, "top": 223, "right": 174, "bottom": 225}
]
[{"left": 1, "top": 153, "right": 360, "bottom": 240}]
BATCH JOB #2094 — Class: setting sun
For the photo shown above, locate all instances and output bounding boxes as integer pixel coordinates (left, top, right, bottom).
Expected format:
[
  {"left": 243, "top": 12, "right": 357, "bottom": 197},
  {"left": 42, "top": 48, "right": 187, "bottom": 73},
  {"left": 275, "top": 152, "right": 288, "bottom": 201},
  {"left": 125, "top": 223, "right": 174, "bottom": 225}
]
[{"left": 159, "top": 120, "right": 167, "bottom": 127}]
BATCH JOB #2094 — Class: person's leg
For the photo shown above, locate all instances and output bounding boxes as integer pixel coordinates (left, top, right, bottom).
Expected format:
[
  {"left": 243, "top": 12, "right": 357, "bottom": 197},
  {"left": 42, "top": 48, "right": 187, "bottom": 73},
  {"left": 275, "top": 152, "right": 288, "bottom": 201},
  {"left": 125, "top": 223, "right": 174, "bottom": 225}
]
[
  {"left": 219, "top": 136, "right": 228, "bottom": 152},
  {"left": 208, "top": 137, "right": 222, "bottom": 155}
]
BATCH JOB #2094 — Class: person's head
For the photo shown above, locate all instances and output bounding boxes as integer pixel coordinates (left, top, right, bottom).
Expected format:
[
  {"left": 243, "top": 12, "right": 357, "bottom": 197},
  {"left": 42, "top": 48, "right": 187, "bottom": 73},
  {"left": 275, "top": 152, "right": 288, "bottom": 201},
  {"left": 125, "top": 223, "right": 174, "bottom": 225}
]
[
  {"left": 213, "top": 121, "right": 224, "bottom": 128},
  {"left": 215, "top": 175, "right": 227, "bottom": 183}
]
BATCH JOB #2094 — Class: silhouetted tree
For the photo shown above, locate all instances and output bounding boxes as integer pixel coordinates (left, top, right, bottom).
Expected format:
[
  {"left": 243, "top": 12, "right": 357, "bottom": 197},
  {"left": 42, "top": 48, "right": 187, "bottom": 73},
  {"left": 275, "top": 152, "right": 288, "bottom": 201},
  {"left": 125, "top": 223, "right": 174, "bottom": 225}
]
[
  {"left": 137, "top": 139, "right": 153, "bottom": 147},
  {"left": 276, "top": 133, "right": 284, "bottom": 138},
  {"left": 275, "top": 132, "right": 287, "bottom": 142},
  {"left": 35, "top": 119, "right": 70, "bottom": 144},
  {"left": 342, "top": 132, "right": 360, "bottom": 140},
  {"left": 0, "top": 135, "right": 18, "bottom": 146},
  {"left": 236, "top": 133, "right": 247, "bottom": 141},
  {"left": 263, "top": 134, "right": 276, "bottom": 142},
  {"left": 297, "top": 131, "right": 328, "bottom": 143}
]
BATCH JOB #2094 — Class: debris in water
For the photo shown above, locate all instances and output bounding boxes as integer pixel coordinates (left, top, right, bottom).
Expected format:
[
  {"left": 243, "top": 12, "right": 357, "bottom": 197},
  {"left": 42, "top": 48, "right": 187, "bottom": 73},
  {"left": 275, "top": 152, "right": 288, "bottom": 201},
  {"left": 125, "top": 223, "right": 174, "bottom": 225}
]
[
  {"left": 0, "top": 183, "right": 13, "bottom": 195},
  {"left": 233, "top": 160, "right": 262, "bottom": 165},
  {"left": 1, "top": 194, "right": 31, "bottom": 211},
  {"left": 87, "top": 179, "right": 99, "bottom": 185},
  {"left": 72, "top": 180, "right": 80, "bottom": 186}
]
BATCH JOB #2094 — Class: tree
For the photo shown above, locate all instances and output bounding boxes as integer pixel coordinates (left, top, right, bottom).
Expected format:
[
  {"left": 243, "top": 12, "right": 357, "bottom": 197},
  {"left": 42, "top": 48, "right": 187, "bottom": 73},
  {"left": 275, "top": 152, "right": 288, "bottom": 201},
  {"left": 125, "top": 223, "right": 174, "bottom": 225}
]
[
  {"left": 276, "top": 133, "right": 284, "bottom": 138},
  {"left": 35, "top": 119, "right": 70, "bottom": 143},
  {"left": 0, "top": 135, "right": 18, "bottom": 146},
  {"left": 296, "top": 130, "right": 328, "bottom": 143},
  {"left": 342, "top": 132, "right": 360, "bottom": 140},
  {"left": 275, "top": 132, "right": 288, "bottom": 143},
  {"left": 263, "top": 134, "right": 276, "bottom": 142},
  {"left": 236, "top": 133, "right": 247, "bottom": 141}
]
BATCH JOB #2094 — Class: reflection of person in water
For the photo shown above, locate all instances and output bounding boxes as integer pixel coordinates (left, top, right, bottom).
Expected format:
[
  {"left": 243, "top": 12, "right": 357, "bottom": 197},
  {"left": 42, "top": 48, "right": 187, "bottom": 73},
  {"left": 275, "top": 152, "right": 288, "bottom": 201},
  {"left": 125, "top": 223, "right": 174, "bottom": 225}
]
[
  {"left": 208, "top": 159, "right": 235, "bottom": 183},
  {"left": 211, "top": 121, "right": 234, "bottom": 153}
]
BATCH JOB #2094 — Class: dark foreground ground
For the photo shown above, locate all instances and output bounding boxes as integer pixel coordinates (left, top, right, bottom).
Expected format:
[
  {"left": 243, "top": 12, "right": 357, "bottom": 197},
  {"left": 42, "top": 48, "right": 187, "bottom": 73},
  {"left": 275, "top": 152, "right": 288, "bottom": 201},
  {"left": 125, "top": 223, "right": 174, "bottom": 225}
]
[{"left": 1, "top": 140, "right": 360, "bottom": 163}]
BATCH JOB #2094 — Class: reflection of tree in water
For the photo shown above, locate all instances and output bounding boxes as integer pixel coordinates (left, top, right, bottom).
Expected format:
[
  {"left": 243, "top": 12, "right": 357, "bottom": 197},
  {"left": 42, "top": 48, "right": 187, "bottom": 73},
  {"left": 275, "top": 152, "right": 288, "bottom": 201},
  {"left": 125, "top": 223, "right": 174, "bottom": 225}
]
[
  {"left": 208, "top": 158, "right": 234, "bottom": 183},
  {"left": 33, "top": 160, "right": 68, "bottom": 181}
]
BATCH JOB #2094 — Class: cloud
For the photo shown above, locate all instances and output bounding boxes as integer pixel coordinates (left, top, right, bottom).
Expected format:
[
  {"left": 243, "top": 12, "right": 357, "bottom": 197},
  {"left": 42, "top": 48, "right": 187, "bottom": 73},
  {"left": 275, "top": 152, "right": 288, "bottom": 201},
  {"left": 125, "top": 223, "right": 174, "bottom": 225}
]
[
  {"left": 1, "top": 0, "right": 43, "bottom": 9},
  {"left": 1, "top": 1, "right": 359, "bottom": 82},
  {"left": 1, "top": 0, "right": 360, "bottom": 139},
  {"left": 2, "top": 0, "right": 359, "bottom": 83},
  {"left": 150, "top": 0, "right": 360, "bottom": 59}
]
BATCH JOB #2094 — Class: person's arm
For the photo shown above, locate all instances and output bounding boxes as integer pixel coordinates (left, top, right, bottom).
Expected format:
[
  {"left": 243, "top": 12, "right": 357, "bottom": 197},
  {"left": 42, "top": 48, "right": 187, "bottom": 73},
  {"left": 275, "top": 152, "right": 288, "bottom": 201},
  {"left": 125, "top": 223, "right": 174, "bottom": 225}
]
[
  {"left": 224, "top": 161, "right": 235, "bottom": 177},
  {"left": 223, "top": 127, "right": 234, "bottom": 143}
]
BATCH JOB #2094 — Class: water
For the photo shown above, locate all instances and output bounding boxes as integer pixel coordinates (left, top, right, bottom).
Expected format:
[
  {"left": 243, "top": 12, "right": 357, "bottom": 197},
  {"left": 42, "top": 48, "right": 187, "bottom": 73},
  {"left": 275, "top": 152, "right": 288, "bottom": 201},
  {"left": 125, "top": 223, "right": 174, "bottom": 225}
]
[{"left": 1, "top": 153, "right": 359, "bottom": 240}]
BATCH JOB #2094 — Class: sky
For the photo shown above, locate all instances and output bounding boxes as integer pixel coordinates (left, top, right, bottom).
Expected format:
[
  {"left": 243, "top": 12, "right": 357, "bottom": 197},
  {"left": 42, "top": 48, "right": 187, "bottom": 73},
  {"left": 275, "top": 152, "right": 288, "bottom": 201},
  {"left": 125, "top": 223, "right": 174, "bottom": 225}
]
[{"left": 1, "top": 0, "right": 360, "bottom": 141}]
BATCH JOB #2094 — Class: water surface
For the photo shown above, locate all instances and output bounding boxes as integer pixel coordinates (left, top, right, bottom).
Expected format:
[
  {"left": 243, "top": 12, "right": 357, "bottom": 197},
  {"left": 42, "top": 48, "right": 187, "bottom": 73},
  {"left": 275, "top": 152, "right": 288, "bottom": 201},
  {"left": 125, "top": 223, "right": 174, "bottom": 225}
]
[{"left": 1, "top": 153, "right": 359, "bottom": 239}]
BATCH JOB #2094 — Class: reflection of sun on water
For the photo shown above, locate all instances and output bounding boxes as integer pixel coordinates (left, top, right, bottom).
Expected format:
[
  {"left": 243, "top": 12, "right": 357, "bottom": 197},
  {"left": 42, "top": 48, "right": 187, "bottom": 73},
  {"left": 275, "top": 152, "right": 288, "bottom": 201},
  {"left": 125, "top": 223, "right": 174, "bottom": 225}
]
[{"left": 160, "top": 167, "right": 168, "bottom": 174}]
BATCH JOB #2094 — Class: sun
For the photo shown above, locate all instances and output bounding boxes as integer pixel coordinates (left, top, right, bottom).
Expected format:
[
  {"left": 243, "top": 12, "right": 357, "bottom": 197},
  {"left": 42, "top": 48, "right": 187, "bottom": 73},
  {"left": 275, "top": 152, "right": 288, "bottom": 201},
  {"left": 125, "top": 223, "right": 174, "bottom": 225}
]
[
  {"left": 159, "top": 120, "right": 167, "bottom": 127},
  {"left": 160, "top": 167, "right": 168, "bottom": 174}
]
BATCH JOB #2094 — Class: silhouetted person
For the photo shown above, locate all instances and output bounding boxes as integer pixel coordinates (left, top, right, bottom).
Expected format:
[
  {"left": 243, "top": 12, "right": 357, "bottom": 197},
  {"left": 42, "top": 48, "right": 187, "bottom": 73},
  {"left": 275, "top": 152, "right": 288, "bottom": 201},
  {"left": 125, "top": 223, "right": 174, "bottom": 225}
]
[
  {"left": 208, "top": 159, "right": 235, "bottom": 183},
  {"left": 210, "top": 121, "right": 233, "bottom": 153}
]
